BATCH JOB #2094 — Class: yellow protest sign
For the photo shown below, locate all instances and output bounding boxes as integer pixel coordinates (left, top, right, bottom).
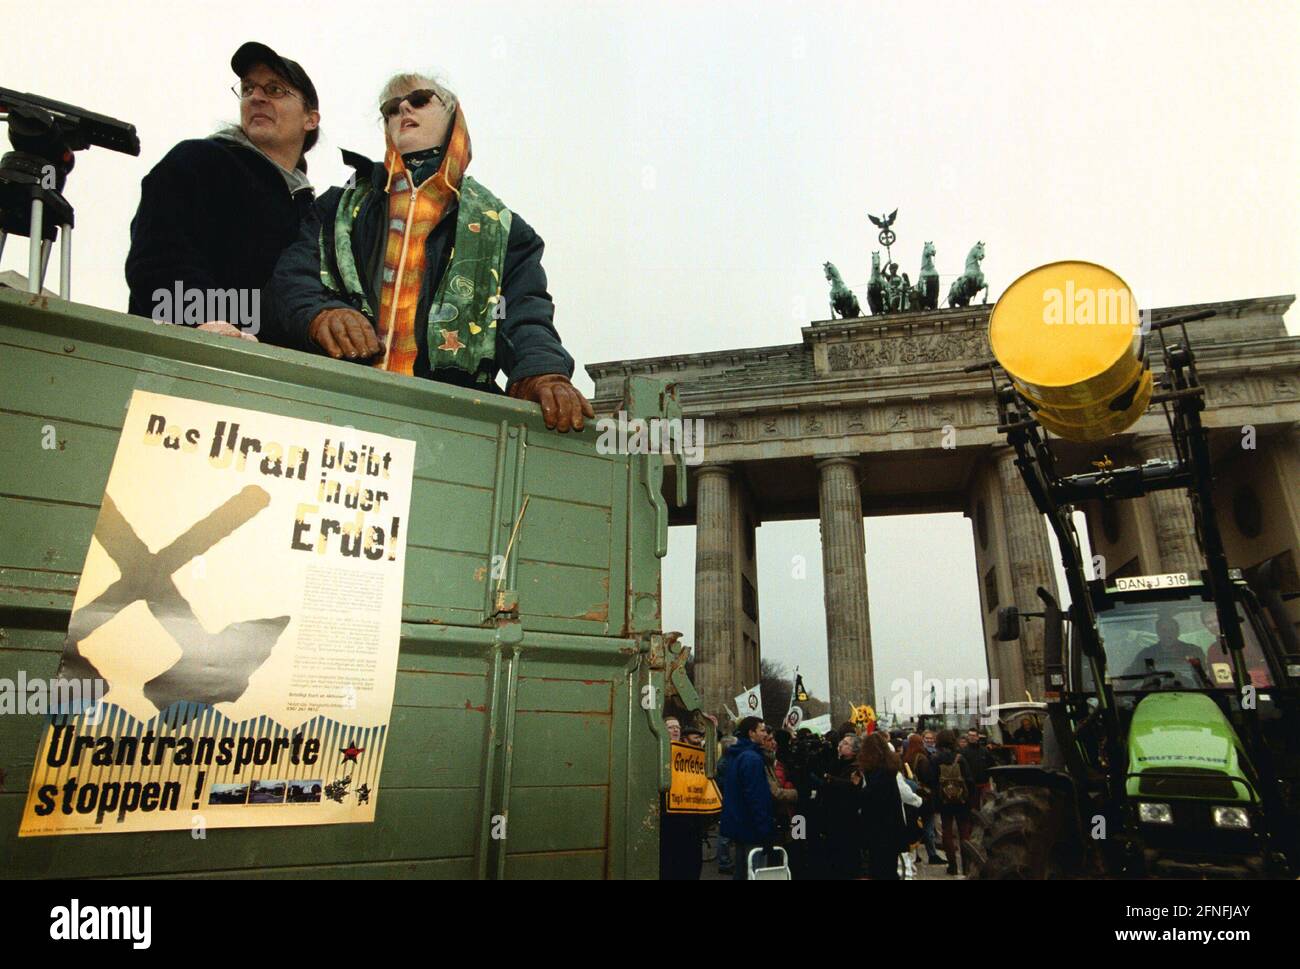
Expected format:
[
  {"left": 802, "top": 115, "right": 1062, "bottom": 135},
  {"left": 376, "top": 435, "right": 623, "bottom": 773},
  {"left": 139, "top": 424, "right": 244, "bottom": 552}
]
[
  {"left": 666, "top": 741, "right": 721, "bottom": 814},
  {"left": 19, "top": 391, "right": 414, "bottom": 836},
  {"left": 850, "top": 703, "right": 876, "bottom": 728}
]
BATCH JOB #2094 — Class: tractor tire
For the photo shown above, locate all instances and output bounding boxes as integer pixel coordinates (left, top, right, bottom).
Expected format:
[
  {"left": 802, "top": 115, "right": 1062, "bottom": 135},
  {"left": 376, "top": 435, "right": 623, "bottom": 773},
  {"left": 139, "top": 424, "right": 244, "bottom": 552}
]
[{"left": 964, "top": 785, "right": 1080, "bottom": 879}]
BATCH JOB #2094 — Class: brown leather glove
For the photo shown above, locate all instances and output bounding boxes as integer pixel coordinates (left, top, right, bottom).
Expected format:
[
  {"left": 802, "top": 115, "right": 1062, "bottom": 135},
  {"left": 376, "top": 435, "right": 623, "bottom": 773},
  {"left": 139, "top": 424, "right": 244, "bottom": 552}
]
[
  {"left": 508, "top": 373, "right": 595, "bottom": 432},
  {"left": 308, "top": 308, "right": 383, "bottom": 361}
]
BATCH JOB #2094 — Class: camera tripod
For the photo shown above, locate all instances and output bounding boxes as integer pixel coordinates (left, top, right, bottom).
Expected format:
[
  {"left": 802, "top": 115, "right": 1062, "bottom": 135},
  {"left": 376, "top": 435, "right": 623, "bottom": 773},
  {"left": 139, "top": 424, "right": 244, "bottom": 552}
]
[{"left": 0, "top": 87, "right": 139, "bottom": 298}]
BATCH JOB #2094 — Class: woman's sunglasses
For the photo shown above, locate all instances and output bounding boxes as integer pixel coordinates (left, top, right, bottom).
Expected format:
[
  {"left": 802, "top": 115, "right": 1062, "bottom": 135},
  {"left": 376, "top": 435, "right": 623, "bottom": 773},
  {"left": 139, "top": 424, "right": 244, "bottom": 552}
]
[{"left": 380, "top": 88, "right": 448, "bottom": 120}]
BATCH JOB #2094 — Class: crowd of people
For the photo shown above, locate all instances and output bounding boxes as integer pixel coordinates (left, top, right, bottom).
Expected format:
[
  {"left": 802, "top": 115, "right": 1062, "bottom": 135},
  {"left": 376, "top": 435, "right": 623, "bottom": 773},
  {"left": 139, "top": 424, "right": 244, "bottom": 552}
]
[{"left": 661, "top": 716, "right": 1001, "bottom": 880}]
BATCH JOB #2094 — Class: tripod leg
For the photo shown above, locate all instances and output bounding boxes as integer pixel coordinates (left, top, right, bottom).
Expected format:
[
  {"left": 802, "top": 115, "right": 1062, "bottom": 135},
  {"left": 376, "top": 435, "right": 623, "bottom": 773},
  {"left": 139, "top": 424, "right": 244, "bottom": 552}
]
[
  {"left": 39, "top": 238, "right": 53, "bottom": 292},
  {"left": 59, "top": 225, "right": 71, "bottom": 300},
  {"left": 28, "top": 197, "right": 44, "bottom": 294}
]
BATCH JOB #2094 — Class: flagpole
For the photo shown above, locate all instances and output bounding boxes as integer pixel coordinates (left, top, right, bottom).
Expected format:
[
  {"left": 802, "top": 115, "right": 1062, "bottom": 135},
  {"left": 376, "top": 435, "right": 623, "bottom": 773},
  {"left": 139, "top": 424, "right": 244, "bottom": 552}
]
[{"left": 782, "top": 666, "right": 798, "bottom": 732}]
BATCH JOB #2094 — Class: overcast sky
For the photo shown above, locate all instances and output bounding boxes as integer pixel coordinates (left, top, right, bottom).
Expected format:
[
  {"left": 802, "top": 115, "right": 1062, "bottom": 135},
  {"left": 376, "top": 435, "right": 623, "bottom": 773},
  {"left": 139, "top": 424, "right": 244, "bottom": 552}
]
[{"left": 5, "top": 0, "right": 1296, "bottom": 702}]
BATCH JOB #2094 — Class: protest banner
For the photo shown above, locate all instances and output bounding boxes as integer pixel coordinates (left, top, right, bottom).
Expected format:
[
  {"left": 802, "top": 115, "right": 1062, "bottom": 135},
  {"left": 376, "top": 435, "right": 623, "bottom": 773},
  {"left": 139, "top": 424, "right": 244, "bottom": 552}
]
[
  {"left": 666, "top": 742, "right": 721, "bottom": 814},
  {"left": 20, "top": 391, "right": 414, "bottom": 835},
  {"left": 735, "top": 685, "right": 763, "bottom": 720}
]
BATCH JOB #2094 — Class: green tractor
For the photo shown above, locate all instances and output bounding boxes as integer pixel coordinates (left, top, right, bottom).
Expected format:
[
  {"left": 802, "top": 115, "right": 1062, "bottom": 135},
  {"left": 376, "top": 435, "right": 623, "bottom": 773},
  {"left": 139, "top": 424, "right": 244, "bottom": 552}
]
[
  {"left": 973, "top": 570, "right": 1299, "bottom": 878},
  {"left": 964, "top": 276, "right": 1300, "bottom": 879}
]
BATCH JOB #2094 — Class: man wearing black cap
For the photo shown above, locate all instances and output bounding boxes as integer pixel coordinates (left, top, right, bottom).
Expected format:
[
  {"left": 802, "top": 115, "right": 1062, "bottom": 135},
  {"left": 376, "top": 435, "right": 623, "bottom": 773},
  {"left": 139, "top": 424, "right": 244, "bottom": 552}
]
[{"left": 125, "top": 42, "right": 320, "bottom": 342}]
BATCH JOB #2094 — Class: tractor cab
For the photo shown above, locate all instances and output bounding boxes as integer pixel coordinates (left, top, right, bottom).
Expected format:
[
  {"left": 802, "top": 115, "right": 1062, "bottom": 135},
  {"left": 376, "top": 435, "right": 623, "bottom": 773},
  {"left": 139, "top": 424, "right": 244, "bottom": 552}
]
[
  {"left": 1081, "top": 573, "right": 1279, "bottom": 699},
  {"left": 1072, "top": 574, "right": 1290, "bottom": 746},
  {"left": 1062, "top": 572, "right": 1300, "bottom": 876},
  {"left": 985, "top": 702, "right": 1048, "bottom": 766}
]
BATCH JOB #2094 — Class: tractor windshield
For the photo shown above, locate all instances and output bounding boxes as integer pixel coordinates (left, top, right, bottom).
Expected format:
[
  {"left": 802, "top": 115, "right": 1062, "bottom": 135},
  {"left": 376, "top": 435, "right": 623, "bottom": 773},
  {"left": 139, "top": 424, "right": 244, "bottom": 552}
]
[
  {"left": 994, "top": 711, "right": 1044, "bottom": 745},
  {"left": 1088, "top": 596, "right": 1274, "bottom": 692}
]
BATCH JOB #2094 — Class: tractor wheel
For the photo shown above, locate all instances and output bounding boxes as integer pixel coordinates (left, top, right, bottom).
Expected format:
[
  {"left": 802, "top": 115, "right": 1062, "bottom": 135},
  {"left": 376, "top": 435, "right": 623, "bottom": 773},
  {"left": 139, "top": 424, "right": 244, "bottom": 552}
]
[{"left": 964, "top": 785, "right": 1080, "bottom": 879}]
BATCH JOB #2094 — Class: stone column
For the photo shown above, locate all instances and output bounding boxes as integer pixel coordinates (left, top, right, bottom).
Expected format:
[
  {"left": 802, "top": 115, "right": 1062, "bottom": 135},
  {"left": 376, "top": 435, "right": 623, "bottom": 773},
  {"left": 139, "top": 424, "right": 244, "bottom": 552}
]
[
  {"left": 1133, "top": 436, "right": 1201, "bottom": 574},
  {"left": 693, "top": 464, "right": 737, "bottom": 718},
  {"left": 816, "top": 456, "right": 874, "bottom": 722},
  {"left": 1280, "top": 423, "right": 1300, "bottom": 522},
  {"left": 994, "top": 448, "right": 1060, "bottom": 701},
  {"left": 1282, "top": 423, "right": 1300, "bottom": 577},
  {"left": 1285, "top": 424, "right": 1300, "bottom": 525}
]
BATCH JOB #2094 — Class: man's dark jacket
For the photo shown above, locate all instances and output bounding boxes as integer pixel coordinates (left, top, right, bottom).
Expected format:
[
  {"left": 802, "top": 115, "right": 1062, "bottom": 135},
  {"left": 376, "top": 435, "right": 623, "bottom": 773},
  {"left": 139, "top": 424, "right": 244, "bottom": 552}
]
[
  {"left": 125, "top": 138, "right": 313, "bottom": 337},
  {"left": 962, "top": 741, "right": 995, "bottom": 784},
  {"left": 719, "top": 736, "right": 774, "bottom": 845},
  {"left": 267, "top": 150, "right": 573, "bottom": 393},
  {"left": 821, "top": 758, "right": 865, "bottom": 850}
]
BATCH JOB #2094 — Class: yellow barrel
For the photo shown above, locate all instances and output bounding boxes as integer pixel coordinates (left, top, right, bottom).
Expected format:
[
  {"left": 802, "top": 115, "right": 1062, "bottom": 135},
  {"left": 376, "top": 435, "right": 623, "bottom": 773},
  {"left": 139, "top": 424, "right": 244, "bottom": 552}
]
[{"left": 988, "top": 261, "right": 1150, "bottom": 442}]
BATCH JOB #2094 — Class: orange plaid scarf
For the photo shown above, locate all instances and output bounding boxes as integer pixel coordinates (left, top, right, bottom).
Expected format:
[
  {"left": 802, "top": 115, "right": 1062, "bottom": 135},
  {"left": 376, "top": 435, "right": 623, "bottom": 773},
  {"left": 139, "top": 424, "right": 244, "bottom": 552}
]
[{"left": 373, "top": 108, "right": 472, "bottom": 375}]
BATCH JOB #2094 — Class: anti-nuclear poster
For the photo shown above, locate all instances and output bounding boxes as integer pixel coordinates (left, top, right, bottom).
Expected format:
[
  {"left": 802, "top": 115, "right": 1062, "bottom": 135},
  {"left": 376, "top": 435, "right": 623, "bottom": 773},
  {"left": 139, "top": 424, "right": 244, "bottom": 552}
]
[
  {"left": 666, "top": 742, "right": 721, "bottom": 815},
  {"left": 20, "top": 390, "right": 415, "bottom": 836}
]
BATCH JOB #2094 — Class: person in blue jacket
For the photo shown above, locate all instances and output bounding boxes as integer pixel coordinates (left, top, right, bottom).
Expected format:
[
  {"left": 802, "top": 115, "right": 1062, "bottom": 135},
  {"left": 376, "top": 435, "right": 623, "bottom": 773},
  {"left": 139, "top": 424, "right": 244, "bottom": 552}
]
[{"left": 720, "top": 716, "right": 775, "bottom": 880}]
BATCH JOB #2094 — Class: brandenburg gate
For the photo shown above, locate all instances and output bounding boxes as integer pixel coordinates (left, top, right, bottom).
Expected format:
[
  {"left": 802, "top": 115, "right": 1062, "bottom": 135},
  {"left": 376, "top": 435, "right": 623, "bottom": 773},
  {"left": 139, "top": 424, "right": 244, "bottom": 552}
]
[{"left": 588, "top": 295, "right": 1300, "bottom": 722}]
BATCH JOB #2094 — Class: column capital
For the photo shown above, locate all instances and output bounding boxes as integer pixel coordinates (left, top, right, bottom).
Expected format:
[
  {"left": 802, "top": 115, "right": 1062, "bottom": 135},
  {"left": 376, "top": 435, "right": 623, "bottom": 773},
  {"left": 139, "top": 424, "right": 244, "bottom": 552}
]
[
  {"left": 991, "top": 445, "right": 1027, "bottom": 483},
  {"left": 814, "top": 454, "right": 861, "bottom": 471},
  {"left": 694, "top": 463, "right": 734, "bottom": 481},
  {"left": 990, "top": 444, "right": 1019, "bottom": 467}
]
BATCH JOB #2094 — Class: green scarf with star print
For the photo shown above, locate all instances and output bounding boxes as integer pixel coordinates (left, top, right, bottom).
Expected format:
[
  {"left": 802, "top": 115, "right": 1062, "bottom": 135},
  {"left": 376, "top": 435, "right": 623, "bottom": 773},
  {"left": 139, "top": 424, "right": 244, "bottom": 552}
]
[{"left": 319, "top": 173, "right": 511, "bottom": 384}]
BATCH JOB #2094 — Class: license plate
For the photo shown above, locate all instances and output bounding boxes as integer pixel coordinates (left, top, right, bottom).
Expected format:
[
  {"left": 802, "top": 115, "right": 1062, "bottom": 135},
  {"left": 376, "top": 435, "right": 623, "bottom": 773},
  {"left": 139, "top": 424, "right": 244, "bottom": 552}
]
[{"left": 1114, "top": 573, "right": 1190, "bottom": 591}]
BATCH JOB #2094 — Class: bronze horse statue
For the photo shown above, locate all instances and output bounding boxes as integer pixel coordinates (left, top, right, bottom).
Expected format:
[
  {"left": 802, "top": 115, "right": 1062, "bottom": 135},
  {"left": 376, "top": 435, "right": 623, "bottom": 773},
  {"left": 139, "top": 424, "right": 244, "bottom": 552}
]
[
  {"left": 947, "top": 241, "right": 988, "bottom": 308},
  {"left": 867, "top": 251, "right": 885, "bottom": 315},
  {"left": 823, "top": 261, "right": 861, "bottom": 319},
  {"left": 913, "top": 241, "right": 939, "bottom": 310}
]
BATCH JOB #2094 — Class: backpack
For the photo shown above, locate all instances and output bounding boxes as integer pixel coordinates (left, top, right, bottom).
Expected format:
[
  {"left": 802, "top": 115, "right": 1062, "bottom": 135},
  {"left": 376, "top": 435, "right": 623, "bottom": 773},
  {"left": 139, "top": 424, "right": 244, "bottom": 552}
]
[{"left": 938, "top": 754, "right": 968, "bottom": 807}]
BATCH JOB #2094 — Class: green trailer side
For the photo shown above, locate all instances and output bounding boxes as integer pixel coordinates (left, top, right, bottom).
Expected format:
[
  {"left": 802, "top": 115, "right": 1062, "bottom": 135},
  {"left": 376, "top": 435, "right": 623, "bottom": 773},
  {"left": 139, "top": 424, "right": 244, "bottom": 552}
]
[{"left": 0, "top": 288, "right": 694, "bottom": 879}]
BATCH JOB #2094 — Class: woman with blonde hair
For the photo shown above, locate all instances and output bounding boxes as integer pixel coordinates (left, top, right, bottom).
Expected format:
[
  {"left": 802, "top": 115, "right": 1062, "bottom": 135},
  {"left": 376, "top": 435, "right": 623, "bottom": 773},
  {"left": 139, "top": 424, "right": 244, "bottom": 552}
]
[{"left": 270, "top": 71, "right": 592, "bottom": 431}]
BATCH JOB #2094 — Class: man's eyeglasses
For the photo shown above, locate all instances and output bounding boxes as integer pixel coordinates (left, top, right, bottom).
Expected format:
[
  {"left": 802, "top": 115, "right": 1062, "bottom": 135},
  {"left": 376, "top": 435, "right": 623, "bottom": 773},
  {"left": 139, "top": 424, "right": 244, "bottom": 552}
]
[
  {"left": 233, "top": 80, "right": 302, "bottom": 103},
  {"left": 380, "top": 88, "right": 448, "bottom": 120}
]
